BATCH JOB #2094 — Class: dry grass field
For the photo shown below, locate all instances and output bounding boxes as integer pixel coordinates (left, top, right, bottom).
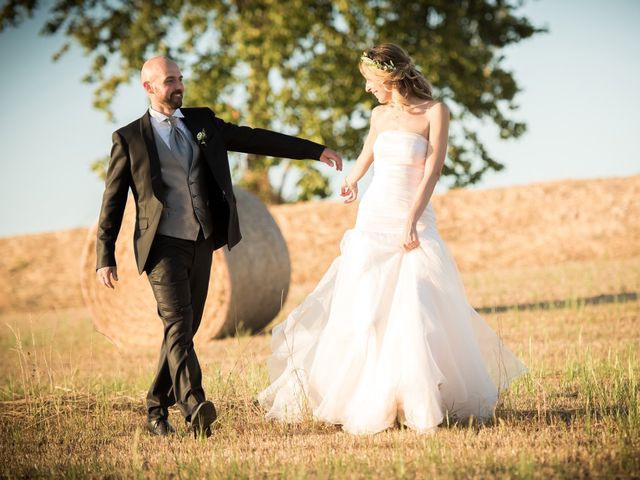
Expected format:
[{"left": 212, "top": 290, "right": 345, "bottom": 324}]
[{"left": 1, "top": 176, "right": 639, "bottom": 478}]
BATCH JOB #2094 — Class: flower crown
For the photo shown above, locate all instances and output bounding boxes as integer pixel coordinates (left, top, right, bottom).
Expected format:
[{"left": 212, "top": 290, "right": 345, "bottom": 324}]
[{"left": 360, "top": 52, "right": 396, "bottom": 72}]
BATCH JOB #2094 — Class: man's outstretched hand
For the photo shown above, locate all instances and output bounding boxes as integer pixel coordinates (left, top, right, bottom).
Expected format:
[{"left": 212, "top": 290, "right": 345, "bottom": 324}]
[
  {"left": 97, "top": 266, "right": 119, "bottom": 289},
  {"left": 319, "top": 148, "right": 343, "bottom": 172}
]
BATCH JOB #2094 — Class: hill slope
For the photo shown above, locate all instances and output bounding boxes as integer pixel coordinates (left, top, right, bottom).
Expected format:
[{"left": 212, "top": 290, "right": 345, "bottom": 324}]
[{"left": 1, "top": 175, "right": 638, "bottom": 313}]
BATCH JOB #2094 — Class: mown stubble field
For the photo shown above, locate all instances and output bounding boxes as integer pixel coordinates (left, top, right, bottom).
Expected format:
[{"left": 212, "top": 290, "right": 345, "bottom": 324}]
[
  {"left": 1, "top": 270, "right": 638, "bottom": 478},
  {"left": 1, "top": 177, "right": 639, "bottom": 478}
]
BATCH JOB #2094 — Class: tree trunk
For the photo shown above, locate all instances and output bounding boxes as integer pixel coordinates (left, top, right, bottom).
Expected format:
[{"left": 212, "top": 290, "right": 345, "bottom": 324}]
[{"left": 239, "top": 153, "right": 283, "bottom": 204}]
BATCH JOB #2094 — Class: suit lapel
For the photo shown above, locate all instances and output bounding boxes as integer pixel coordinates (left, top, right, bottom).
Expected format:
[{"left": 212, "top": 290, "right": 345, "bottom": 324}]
[
  {"left": 140, "top": 112, "right": 164, "bottom": 198},
  {"left": 180, "top": 112, "right": 206, "bottom": 157},
  {"left": 180, "top": 108, "right": 222, "bottom": 175},
  {"left": 180, "top": 113, "right": 198, "bottom": 142}
]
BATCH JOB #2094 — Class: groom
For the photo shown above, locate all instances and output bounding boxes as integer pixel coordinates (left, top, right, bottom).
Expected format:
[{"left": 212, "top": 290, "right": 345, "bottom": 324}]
[{"left": 95, "top": 56, "right": 342, "bottom": 437}]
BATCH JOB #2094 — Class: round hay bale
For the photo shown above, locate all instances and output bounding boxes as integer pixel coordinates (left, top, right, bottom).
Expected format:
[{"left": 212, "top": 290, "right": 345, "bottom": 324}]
[{"left": 80, "top": 187, "right": 290, "bottom": 348}]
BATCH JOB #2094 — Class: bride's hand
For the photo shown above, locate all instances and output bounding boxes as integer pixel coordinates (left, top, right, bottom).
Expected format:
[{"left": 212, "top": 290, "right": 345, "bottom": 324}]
[
  {"left": 341, "top": 176, "right": 358, "bottom": 203},
  {"left": 403, "top": 222, "right": 420, "bottom": 251}
]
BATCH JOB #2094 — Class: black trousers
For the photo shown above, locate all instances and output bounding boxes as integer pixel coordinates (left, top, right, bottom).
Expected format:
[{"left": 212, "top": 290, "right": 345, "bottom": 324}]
[{"left": 144, "top": 232, "right": 214, "bottom": 421}]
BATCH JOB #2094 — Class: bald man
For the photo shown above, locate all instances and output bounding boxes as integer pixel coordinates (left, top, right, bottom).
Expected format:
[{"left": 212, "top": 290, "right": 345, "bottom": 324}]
[{"left": 95, "top": 57, "right": 342, "bottom": 437}]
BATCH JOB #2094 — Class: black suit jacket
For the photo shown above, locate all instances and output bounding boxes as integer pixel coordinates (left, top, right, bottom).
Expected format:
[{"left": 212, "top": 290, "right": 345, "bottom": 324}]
[{"left": 96, "top": 107, "right": 326, "bottom": 274}]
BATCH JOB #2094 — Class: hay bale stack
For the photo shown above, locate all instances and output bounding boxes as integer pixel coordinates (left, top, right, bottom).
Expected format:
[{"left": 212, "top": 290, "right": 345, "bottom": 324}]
[{"left": 80, "top": 188, "right": 290, "bottom": 348}]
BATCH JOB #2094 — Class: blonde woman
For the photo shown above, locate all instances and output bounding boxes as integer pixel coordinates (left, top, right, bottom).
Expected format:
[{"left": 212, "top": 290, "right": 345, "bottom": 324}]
[{"left": 258, "top": 44, "right": 526, "bottom": 434}]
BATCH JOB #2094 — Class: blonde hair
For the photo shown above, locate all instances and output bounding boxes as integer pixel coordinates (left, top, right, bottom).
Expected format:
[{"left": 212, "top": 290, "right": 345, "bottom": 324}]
[{"left": 360, "top": 43, "right": 433, "bottom": 101}]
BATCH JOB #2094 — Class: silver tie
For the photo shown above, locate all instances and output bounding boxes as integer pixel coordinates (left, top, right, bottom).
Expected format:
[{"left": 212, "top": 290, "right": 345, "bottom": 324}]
[{"left": 165, "top": 116, "right": 193, "bottom": 169}]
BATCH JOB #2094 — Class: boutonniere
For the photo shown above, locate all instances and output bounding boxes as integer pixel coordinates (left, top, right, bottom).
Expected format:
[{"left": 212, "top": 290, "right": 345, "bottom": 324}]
[{"left": 196, "top": 128, "right": 208, "bottom": 146}]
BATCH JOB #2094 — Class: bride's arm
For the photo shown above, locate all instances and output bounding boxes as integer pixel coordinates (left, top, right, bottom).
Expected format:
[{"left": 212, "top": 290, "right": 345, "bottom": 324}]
[
  {"left": 340, "top": 107, "right": 381, "bottom": 203},
  {"left": 404, "top": 102, "right": 450, "bottom": 250}
]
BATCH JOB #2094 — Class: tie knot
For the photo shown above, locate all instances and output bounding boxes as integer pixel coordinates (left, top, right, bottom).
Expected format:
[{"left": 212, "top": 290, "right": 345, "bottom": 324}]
[{"left": 165, "top": 116, "right": 178, "bottom": 127}]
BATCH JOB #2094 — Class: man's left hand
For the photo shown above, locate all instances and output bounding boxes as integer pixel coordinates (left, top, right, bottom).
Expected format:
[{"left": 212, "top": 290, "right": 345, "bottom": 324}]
[{"left": 319, "top": 148, "right": 343, "bottom": 171}]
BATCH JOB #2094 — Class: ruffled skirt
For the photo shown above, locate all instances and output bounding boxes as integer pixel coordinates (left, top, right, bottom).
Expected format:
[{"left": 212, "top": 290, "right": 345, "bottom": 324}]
[{"left": 258, "top": 220, "right": 526, "bottom": 434}]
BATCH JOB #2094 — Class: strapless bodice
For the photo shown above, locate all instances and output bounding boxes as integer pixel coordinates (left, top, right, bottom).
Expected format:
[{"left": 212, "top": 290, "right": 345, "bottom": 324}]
[
  {"left": 373, "top": 130, "right": 429, "bottom": 169},
  {"left": 356, "top": 130, "right": 435, "bottom": 234}
]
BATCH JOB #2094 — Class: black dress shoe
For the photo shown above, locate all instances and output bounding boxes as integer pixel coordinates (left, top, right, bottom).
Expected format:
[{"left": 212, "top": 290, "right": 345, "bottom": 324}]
[
  {"left": 146, "top": 417, "right": 176, "bottom": 436},
  {"left": 191, "top": 400, "right": 217, "bottom": 438}
]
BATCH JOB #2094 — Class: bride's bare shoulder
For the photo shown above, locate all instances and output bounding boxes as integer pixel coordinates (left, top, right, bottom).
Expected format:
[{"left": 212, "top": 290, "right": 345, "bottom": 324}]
[
  {"left": 370, "top": 105, "right": 389, "bottom": 130},
  {"left": 424, "top": 100, "right": 450, "bottom": 119}
]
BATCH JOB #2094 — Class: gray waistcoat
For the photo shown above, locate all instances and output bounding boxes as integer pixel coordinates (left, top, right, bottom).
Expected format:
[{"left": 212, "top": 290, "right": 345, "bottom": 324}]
[{"left": 153, "top": 128, "right": 213, "bottom": 241}]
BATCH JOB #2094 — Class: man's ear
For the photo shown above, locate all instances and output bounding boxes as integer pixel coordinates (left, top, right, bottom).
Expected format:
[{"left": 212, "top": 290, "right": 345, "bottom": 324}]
[{"left": 142, "top": 81, "right": 154, "bottom": 95}]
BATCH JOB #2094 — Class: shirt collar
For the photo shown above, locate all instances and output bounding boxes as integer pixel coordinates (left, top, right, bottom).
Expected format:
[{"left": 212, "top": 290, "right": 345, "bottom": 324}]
[{"left": 148, "top": 107, "right": 184, "bottom": 122}]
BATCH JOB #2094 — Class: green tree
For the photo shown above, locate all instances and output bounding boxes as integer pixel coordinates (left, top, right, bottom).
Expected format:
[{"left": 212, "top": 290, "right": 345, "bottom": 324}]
[{"left": 1, "top": 0, "right": 543, "bottom": 200}]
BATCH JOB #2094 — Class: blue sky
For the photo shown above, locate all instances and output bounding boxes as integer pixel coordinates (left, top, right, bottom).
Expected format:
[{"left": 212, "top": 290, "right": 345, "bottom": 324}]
[{"left": 0, "top": 0, "right": 638, "bottom": 237}]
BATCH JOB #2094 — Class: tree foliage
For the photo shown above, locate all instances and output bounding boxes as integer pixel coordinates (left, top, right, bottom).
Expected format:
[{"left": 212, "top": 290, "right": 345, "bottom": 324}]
[{"left": 1, "top": 0, "right": 543, "bottom": 201}]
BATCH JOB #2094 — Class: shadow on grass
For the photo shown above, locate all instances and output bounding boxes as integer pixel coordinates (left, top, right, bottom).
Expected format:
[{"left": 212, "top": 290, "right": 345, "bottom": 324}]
[
  {"left": 475, "top": 291, "right": 638, "bottom": 314},
  {"left": 495, "top": 405, "right": 630, "bottom": 424}
]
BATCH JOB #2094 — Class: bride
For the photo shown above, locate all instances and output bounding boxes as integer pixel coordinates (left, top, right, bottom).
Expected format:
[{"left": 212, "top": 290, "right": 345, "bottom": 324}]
[{"left": 258, "top": 43, "right": 527, "bottom": 434}]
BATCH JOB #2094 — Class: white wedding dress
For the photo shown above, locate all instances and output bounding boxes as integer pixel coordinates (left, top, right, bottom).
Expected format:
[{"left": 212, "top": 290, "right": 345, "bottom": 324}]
[{"left": 258, "top": 130, "right": 527, "bottom": 434}]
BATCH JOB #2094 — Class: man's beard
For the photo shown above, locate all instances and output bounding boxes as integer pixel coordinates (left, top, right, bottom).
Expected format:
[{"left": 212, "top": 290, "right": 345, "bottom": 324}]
[{"left": 166, "top": 91, "right": 183, "bottom": 108}]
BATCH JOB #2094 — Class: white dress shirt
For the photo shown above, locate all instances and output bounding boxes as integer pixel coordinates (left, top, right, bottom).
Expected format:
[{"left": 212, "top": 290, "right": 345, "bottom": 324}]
[{"left": 148, "top": 107, "right": 191, "bottom": 150}]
